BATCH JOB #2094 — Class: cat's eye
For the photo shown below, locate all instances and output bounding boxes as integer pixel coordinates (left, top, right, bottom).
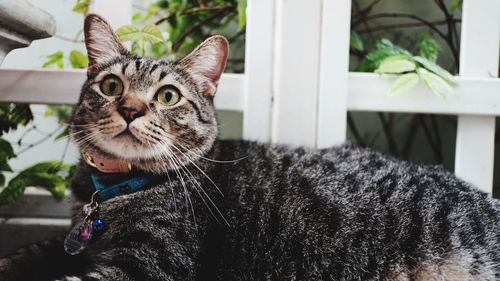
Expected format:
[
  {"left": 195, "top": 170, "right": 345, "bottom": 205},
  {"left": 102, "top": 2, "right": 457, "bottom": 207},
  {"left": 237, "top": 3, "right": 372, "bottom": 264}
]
[
  {"left": 156, "top": 86, "right": 181, "bottom": 106},
  {"left": 100, "top": 75, "right": 124, "bottom": 96}
]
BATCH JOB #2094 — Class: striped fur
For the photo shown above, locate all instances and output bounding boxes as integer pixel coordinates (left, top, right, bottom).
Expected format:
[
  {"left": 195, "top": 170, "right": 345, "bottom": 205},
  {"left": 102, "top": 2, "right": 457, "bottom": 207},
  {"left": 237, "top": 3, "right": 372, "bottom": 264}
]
[{"left": 1, "top": 14, "right": 499, "bottom": 281}]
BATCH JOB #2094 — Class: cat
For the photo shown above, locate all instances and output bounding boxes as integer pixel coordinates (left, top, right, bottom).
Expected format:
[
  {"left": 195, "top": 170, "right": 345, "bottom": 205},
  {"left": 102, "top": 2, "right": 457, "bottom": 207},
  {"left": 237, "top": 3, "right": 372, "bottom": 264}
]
[{"left": 1, "top": 13, "right": 499, "bottom": 281}]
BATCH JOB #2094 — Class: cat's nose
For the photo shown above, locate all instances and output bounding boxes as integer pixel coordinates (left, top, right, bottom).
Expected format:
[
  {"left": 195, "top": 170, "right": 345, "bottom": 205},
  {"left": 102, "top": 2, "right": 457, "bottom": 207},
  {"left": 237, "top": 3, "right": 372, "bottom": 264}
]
[{"left": 118, "top": 105, "right": 145, "bottom": 124}]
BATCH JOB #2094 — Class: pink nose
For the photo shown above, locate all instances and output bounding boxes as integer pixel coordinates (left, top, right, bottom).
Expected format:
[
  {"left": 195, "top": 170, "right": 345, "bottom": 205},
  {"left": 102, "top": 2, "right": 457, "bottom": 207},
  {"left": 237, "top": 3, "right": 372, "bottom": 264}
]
[{"left": 118, "top": 106, "right": 144, "bottom": 123}]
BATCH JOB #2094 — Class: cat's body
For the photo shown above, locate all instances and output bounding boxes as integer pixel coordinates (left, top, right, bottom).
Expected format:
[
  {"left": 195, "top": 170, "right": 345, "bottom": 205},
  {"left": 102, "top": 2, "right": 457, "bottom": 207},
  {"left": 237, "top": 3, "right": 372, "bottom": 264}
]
[
  {"left": 69, "top": 140, "right": 500, "bottom": 281},
  {"left": 1, "top": 14, "right": 499, "bottom": 281}
]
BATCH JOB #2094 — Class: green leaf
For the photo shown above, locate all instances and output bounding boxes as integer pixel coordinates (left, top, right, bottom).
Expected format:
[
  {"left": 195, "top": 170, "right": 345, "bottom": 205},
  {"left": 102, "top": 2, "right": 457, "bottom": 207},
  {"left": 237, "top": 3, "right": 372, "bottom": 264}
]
[
  {"left": 157, "top": 0, "right": 169, "bottom": 9},
  {"left": 380, "top": 54, "right": 411, "bottom": 62},
  {"left": 141, "top": 24, "right": 165, "bottom": 43},
  {"left": 0, "top": 138, "right": 15, "bottom": 158},
  {"left": 356, "top": 48, "right": 400, "bottom": 71},
  {"left": 116, "top": 25, "right": 142, "bottom": 42},
  {"left": 375, "top": 56, "right": 416, "bottom": 74},
  {"left": 132, "top": 11, "right": 143, "bottom": 22},
  {"left": 42, "top": 51, "right": 65, "bottom": 69},
  {"left": 388, "top": 73, "right": 419, "bottom": 96},
  {"left": 356, "top": 39, "right": 412, "bottom": 72},
  {"left": 0, "top": 104, "right": 33, "bottom": 135},
  {"left": 237, "top": 0, "right": 247, "bottom": 31},
  {"left": 0, "top": 138, "right": 15, "bottom": 164},
  {"left": 376, "top": 38, "right": 394, "bottom": 49},
  {"left": 350, "top": 31, "right": 364, "bottom": 51},
  {"left": 151, "top": 41, "right": 170, "bottom": 59},
  {"left": 72, "top": 1, "right": 90, "bottom": 14},
  {"left": 143, "top": 4, "right": 160, "bottom": 21},
  {"left": 419, "top": 32, "right": 440, "bottom": 62},
  {"left": 451, "top": 0, "right": 463, "bottom": 12},
  {"left": 69, "top": 50, "right": 89, "bottom": 69},
  {"left": 0, "top": 161, "right": 70, "bottom": 205},
  {"left": 10, "top": 104, "right": 33, "bottom": 126},
  {"left": 116, "top": 24, "right": 164, "bottom": 44},
  {"left": 413, "top": 56, "right": 454, "bottom": 82},
  {"left": 0, "top": 162, "right": 13, "bottom": 172},
  {"left": 417, "top": 68, "right": 453, "bottom": 98}
]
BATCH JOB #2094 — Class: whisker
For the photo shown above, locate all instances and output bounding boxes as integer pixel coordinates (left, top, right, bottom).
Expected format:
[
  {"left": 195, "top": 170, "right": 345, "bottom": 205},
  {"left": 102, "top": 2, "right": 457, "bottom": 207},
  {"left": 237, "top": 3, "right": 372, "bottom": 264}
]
[
  {"left": 176, "top": 141, "right": 248, "bottom": 163},
  {"left": 171, "top": 144, "right": 225, "bottom": 197},
  {"left": 168, "top": 149, "right": 222, "bottom": 224},
  {"left": 159, "top": 142, "right": 196, "bottom": 224},
  {"left": 167, "top": 143, "right": 230, "bottom": 226},
  {"left": 146, "top": 141, "right": 178, "bottom": 212}
]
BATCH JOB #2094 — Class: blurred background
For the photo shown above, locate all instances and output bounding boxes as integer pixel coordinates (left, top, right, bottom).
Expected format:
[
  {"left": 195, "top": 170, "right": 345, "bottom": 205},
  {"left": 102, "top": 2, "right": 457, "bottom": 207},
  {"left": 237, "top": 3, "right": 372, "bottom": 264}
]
[{"left": 3, "top": 0, "right": 491, "bottom": 200}]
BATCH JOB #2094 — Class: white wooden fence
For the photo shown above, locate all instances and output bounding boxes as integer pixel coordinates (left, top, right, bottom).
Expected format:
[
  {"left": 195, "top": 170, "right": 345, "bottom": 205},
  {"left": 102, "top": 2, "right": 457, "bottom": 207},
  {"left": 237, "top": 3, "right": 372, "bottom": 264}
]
[{"left": 0, "top": 0, "right": 500, "bottom": 195}]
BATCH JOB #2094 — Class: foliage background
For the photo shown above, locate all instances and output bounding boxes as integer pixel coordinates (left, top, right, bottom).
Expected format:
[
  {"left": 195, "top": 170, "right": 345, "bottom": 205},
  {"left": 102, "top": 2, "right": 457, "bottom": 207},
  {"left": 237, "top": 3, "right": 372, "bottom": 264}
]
[{"left": 1, "top": 0, "right": 500, "bottom": 203}]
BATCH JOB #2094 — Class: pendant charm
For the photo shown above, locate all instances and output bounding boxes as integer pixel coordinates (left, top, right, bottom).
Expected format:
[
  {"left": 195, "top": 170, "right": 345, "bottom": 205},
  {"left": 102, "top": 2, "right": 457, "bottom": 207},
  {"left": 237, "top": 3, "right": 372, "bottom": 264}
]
[
  {"left": 64, "top": 191, "right": 101, "bottom": 255},
  {"left": 64, "top": 220, "right": 93, "bottom": 255},
  {"left": 92, "top": 218, "right": 106, "bottom": 234}
]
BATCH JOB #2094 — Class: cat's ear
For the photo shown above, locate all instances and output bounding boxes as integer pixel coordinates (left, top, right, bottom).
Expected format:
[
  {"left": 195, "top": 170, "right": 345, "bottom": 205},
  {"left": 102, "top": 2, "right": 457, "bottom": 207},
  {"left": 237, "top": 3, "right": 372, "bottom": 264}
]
[
  {"left": 180, "top": 35, "right": 229, "bottom": 97},
  {"left": 84, "top": 14, "right": 128, "bottom": 74}
]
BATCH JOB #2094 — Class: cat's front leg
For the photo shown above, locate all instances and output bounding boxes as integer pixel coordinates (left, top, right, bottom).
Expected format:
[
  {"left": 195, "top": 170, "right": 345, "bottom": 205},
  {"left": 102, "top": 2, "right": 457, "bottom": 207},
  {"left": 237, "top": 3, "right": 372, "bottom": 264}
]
[{"left": 52, "top": 241, "right": 199, "bottom": 281}]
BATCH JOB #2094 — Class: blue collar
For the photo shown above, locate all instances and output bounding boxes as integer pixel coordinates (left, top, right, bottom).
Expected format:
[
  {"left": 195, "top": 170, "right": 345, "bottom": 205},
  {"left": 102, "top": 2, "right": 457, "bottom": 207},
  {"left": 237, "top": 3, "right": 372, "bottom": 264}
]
[{"left": 90, "top": 173, "right": 157, "bottom": 201}]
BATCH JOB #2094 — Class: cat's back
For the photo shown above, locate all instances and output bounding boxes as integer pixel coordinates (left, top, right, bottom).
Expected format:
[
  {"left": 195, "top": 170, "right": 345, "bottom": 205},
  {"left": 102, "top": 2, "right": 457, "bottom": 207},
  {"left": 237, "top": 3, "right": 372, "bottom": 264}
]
[
  {"left": 214, "top": 140, "right": 500, "bottom": 280},
  {"left": 218, "top": 139, "right": 489, "bottom": 200}
]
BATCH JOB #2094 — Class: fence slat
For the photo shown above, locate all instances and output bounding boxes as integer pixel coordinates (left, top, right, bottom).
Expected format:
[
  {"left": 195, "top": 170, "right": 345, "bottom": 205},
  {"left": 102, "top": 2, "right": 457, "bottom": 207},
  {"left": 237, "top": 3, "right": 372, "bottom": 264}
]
[
  {"left": 316, "top": 0, "right": 351, "bottom": 148},
  {"left": 2, "top": 69, "right": 500, "bottom": 115},
  {"left": 0, "top": 69, "right": 244, "bottom": 110},
  {"left": 272, "top": 0, "right": 321, "bottom": 147},
  {"left": 454, "top": 0, "right": 500, "bottom": 193},
  {"left": 242, "top": 0, "right": 275, "bottom": 142},
  {"left": 0, "top": 69, "right": 85, "bottom": 104},
  {"left": 348, "top": 74, "right": 500, "bottom": 116},
  {"left": 456, "top": 116, "right": 495, "bottom": 192}
]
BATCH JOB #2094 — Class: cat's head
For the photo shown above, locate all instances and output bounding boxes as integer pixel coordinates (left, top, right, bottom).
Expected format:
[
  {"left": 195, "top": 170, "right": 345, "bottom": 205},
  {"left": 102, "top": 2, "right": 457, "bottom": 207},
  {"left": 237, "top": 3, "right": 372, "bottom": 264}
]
[{"left": 71, "top": 14, "right": 228, "bottom": 173}]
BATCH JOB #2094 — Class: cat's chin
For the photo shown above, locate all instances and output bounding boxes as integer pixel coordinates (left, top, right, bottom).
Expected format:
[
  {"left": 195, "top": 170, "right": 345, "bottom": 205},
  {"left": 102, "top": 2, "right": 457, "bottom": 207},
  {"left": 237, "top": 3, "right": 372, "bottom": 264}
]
[
  {"left": 113, "top": 130, "right": 143, "bottom": 145},
  {"left": 105, "top": 145, "right": 162, "bottom": 162},
  {"left": 86, "top": 139, "right": 193, "bottom": 174}
]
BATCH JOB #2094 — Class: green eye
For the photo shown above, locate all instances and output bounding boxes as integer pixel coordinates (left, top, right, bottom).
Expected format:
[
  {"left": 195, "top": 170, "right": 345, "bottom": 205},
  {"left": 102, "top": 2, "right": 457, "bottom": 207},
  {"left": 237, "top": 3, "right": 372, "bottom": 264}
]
[
  {"left": 156, "top": 86, "right": 181, "bottom": 106},
  {"left": 100, "top": 75, "right": 124, "bottom": 96}
]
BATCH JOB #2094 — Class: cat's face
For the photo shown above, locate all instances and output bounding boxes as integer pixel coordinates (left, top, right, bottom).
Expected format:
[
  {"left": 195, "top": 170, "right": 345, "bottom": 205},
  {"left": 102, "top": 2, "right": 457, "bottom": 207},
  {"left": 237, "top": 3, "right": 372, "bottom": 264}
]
[{"left": 71, "top": 14, "right": 228, "bottom": 173}]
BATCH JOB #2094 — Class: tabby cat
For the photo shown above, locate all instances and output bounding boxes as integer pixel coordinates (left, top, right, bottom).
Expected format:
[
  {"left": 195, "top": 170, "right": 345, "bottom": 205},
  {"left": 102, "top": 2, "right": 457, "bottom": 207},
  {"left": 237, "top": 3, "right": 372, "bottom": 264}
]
[{"left": 1, "top": 14, "right": 499, "bottom": 281}]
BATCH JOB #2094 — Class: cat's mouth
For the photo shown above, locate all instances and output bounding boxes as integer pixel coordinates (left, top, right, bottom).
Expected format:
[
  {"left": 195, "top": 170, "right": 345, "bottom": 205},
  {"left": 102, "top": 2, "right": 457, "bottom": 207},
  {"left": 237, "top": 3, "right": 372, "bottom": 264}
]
[{"left": 114, "top": 128, "right": 142, "bottom": 144}]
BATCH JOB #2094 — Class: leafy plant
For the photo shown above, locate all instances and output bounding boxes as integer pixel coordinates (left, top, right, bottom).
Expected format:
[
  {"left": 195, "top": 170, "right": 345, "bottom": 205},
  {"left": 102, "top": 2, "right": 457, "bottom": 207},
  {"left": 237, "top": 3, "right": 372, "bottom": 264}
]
[
  {"left": 43, "top": 50, "right": 88, "bottom": 69},
  {"left": 0, "top": 161, "right": 73, "bottom": 204},
  {"left": 0, "top": 104, "right": 34, "bottom": 191},
  {"left": 125, "top": 0, "right": 246, "bottom": 70},
  {"left": 72, "top": 0, "right": 92, "bottom": 14},
  {"left": 69, "top": 50, "right": 89, "bottom": 69},
  {"left": 116, "top": 24, "right": 166, "bottom": 56},
  {"left": 358, "top": 35, "right": 454, "bottom": 98},
  {"left": 346, "top": 0, "right": 464, "bottom": 169},
  {"left": 0, "top": 103, "right": 74, "bottom": 205},
  {"left": 42, "top": 51, "right": 65, "bottom": 69},
  {"left": 350, "top": 31, "right": 364, "bottom": 51}
]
